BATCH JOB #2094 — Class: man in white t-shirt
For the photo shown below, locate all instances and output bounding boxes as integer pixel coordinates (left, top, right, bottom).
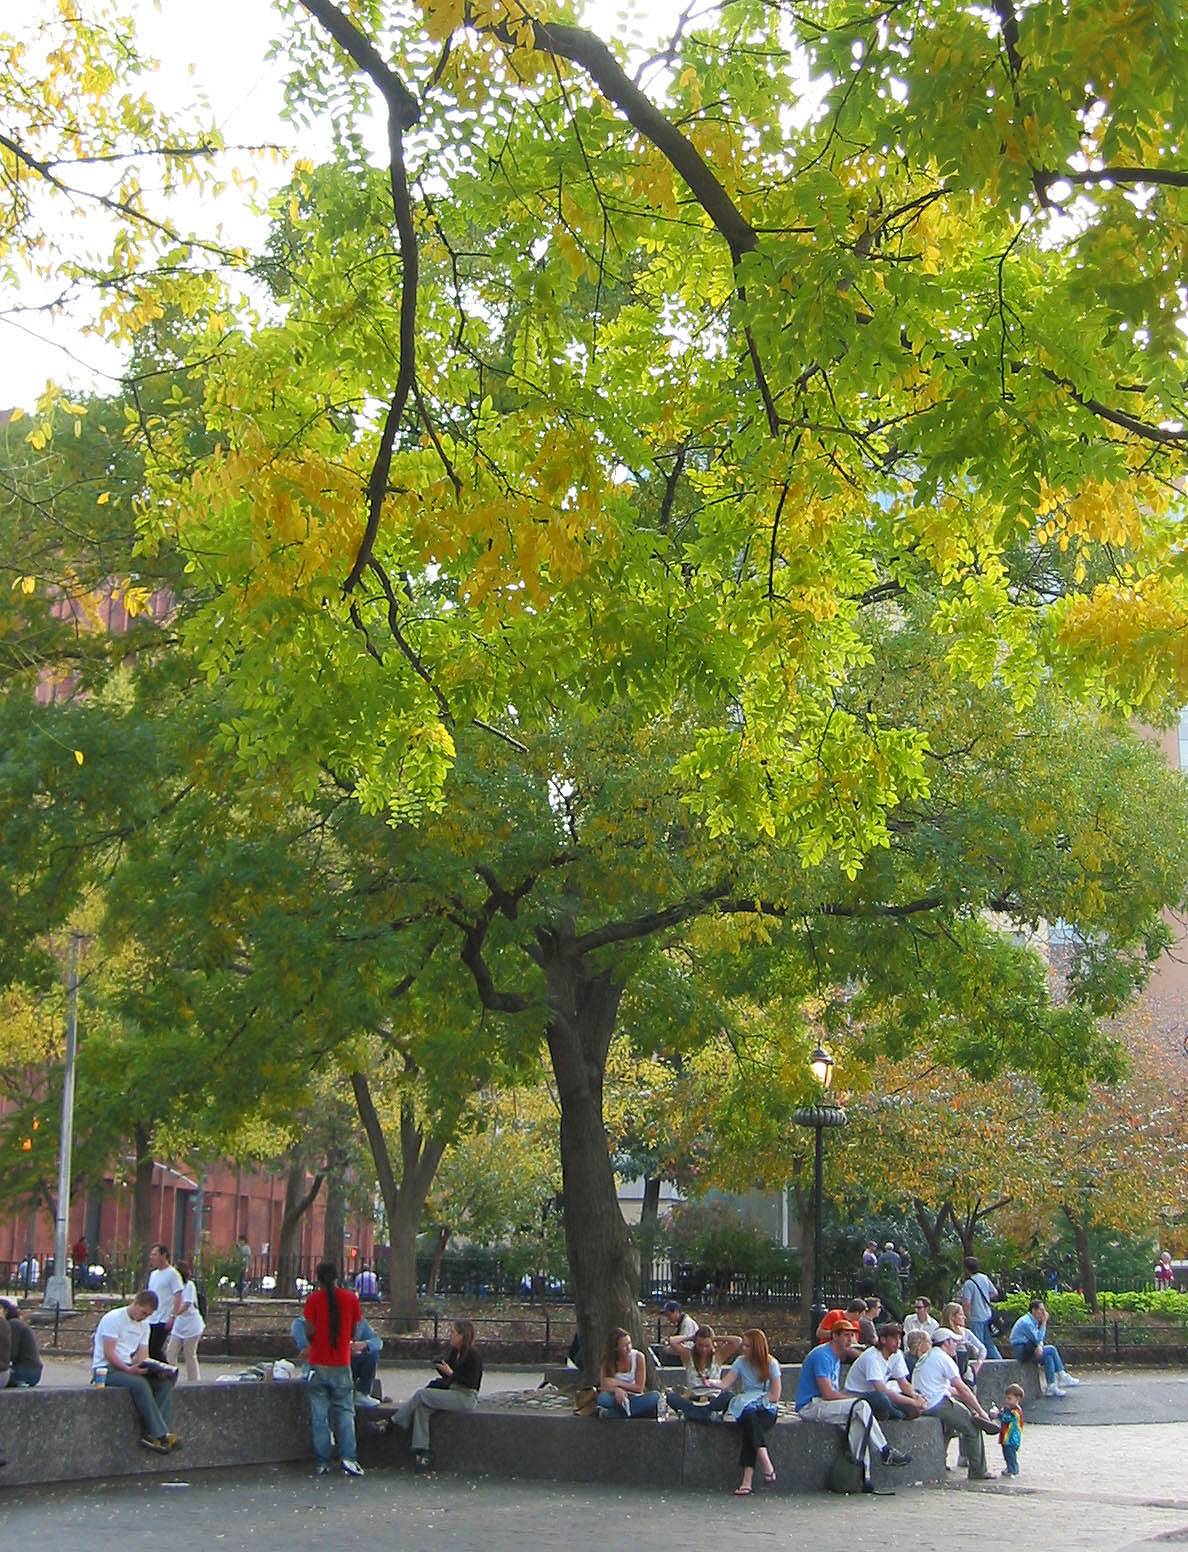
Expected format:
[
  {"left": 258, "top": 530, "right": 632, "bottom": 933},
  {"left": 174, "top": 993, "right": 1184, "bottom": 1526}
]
[
  {"left": 659, "top": 1301, "right": 698, "bottom": 1362},
  {"left": 92, "top": 1291, "right": 178, "bottom": 1453},
  {"left": 146, "top": 1244, "right": 183, "bottom": 1363},
  {"left": 911, "top": 1326, "right": 998, "bottom": 1480},
  {"left": 845, "top": 1324, "right": 928, "bottom": 1422}
]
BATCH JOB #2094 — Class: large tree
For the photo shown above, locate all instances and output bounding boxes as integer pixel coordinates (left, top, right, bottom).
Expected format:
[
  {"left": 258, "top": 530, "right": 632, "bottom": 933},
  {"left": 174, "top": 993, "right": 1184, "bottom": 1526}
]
[{"left": 5, "top": 0, "right": 1188, "bottom": 1365}]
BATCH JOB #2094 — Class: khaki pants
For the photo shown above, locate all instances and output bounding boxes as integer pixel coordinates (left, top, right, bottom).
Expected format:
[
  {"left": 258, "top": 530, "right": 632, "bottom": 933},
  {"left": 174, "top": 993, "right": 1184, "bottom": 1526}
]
[
  {"left": 165, "top": 1333, "right": 202, "bottom": 1382},
  {"left": 929, "top": 1398, "right": 988, "bottom": 1477},
  {"left": 393, "top": 1385, "right": 479, "bottom": 1452}
]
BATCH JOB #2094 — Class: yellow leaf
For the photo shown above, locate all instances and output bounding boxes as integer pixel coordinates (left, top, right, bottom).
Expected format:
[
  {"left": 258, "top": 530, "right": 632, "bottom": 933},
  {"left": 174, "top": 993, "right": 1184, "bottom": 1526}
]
[
  {"left": 74, "top": 750, "right": 84, "bottom": 765},
  {"left": 8, "top": 407, "right": 25, "bottom": 422},
  {"left": 18, "top": 575, "right": 36, "bottom": 594},
  {"left": 97, "top": 492, "right": 110, "bottom": 505}
]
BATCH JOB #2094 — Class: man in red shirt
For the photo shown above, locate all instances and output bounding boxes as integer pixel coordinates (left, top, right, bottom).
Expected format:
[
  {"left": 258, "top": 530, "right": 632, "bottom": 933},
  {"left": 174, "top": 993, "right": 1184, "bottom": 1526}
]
[{"left": 303, "top": 1262, "right": 364, "bottom": 1477}]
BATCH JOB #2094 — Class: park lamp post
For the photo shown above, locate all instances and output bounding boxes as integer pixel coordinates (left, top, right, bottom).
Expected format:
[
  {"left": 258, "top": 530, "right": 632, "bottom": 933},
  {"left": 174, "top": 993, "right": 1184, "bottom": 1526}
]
[
  {"left": 793, "top": 1043, "right": 847, "bottom": 1340},
  {"left": 44, "top": 931, "right": 82, "bottom": 1313}
]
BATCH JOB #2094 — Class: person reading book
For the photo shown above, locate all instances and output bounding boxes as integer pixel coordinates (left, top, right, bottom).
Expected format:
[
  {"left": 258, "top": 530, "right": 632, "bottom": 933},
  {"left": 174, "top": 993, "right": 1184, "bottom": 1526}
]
[{"left": 91, "top": 1291, "right": 179, "bottom": 1454}]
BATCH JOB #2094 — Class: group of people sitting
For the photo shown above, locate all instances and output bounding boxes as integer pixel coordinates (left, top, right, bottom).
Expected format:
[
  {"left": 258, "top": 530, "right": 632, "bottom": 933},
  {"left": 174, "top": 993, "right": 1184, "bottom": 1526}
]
[{"left": 592, "top": 1266, "right": 1080, "bottom": 1492}]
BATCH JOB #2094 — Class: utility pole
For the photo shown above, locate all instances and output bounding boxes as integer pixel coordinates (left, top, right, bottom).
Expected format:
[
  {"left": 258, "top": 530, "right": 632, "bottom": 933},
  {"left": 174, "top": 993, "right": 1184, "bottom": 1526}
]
[{"left": 44, "top": 931, "right": 81, "bottom": 1312}]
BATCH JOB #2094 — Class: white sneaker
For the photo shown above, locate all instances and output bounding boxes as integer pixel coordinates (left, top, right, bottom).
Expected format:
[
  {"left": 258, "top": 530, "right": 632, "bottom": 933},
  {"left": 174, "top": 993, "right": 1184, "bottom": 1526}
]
[
  {"left": 1059, "top": 1372, "right": 1080, "bottom": 1386},
  {"left": 341, "top": 1458, "right": 365, "bottom": 1477},
  {"left": 1047, "top": 1384, "right": 1067, "bottom": 1398},
  {"left": 656, "top": 1394, "right": 669, "bottom": 1421}
]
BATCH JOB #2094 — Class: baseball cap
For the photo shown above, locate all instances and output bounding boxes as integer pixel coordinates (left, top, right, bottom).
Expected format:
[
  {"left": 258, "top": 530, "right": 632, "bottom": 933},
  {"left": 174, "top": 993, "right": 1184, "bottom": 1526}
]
[
  {"left": 829, "top": 1319, "right": 860, "bottom": 1335},
  {"left": 661, "top": 1299, "right": 681, "bottom": 1313},
  {"left": 931, "top": 1326, "right": 960, "bottom": 1344}
]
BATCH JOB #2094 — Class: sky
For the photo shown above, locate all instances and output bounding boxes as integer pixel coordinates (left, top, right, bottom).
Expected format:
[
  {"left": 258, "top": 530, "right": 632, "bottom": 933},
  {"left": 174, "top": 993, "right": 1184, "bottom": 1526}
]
[{"left": 5, "top": 0, "right": 696, "bottom": 408}]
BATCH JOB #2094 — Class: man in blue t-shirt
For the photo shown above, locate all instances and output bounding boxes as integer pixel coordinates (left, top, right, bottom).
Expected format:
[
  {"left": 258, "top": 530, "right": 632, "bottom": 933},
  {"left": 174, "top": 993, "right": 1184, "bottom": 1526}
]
[{"left": 795, "top": 1321, "right": 912, "bottom": 1493}]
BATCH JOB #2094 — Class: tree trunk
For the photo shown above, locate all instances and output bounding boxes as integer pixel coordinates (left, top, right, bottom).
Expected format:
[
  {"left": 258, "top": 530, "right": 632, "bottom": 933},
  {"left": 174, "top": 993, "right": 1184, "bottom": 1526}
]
[
  {"left": 427, "top": 1224, "right": 450, "bottom": 1296},
  {"left": 793, "top": 1180, "right": 817, "bottom": 1340},
  {"left": 350, "top": 1071, "right": 445, "bottom": 1329},
  {"left": 322, "top": 1168, "right": 347, "bottom": 1267},
  {"left": 277, "top": 1157, "right": 323, "bottom": 1297},
  {"left": 1064, "top": 1205, "right": 1098, "bottom": 1312},
  {"left": 533, "top": 929, "right": 642, "bottom": 1383},
  {"left": 132, "top": 1123, "right": 156, "bottom": 1279},
  {"left": 637, "top": 1175, "right": 661, "bottom": 1296},
  {"left": 913, "top": 1199, "right": 951, "bottom": 1259}
]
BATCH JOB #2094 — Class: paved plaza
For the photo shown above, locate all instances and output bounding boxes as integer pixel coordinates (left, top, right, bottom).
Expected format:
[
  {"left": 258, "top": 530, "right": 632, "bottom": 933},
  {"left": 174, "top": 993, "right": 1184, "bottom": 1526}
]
[{"left": 5, "top": 1370, "right": 1188, "bottom": 1552}]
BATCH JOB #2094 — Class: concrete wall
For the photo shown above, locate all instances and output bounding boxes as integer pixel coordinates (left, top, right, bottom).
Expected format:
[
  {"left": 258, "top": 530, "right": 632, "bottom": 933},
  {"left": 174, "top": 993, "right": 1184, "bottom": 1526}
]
[{"left": 0, "top": 1384, "right": 945, "bottom": 1494}]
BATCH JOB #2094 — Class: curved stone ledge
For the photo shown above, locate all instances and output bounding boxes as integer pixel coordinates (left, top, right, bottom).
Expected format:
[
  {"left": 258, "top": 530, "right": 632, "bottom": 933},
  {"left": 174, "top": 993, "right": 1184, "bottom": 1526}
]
[{"left": 0, "top": 1384, "right": 945, "bottom": 1494}]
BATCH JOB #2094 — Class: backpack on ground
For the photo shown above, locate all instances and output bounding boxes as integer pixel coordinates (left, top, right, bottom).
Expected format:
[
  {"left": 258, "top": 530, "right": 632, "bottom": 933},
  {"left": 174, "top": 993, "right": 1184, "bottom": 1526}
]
[{"left": 826, "top": 1400, "right": 876, "bottom": 1495}]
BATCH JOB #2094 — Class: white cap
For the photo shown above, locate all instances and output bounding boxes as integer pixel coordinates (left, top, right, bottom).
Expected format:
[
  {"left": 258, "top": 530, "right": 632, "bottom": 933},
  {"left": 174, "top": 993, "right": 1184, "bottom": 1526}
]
[{"left": 931, "top": 1327, "right": 961, "bottom": 1344}]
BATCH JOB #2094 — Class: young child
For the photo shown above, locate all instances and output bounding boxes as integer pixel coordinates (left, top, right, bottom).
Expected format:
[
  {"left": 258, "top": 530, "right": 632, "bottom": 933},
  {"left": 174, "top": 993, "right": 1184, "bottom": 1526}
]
[{"left": 999, "top": 1382, "right": 1024, "bottom": 1476}]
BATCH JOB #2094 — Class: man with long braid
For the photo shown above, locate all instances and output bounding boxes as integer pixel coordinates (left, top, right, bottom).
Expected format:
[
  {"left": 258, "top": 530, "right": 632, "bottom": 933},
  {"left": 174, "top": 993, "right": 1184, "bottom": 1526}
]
[{"left": 302, "top": 1261, "right": 365, "bottom": 1477}]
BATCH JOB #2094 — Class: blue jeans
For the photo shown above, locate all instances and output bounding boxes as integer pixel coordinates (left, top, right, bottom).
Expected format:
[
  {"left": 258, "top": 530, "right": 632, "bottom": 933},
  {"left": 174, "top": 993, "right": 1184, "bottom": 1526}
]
[
  {"left": 666, "top": 1389, "right": 730, "bottom": 1421},
  {"left": 309, "top": 1365, "right": 358, "bottom": 1463},
  {"left": 1013, "top": 1341, "right": 1063, "bottom": 1383},
  {"left": 352, "top": 1346, "right": 378, "bottom": 1397},
  {"left": 9, "top": 1364, "right": 41, "bottom": 1387},
  {"left": 596, "top": 1390, "right": 660, "bottom": 1419},
  {"left": 970, "top": 1319, "right": 1001, "bottom": 1359},
  {"left": 104, "top": 1367, "right": 173, "bottom": 1438},
  {"left": 1002, "top": 1442, "right": 1019, "bottom": 1474}
]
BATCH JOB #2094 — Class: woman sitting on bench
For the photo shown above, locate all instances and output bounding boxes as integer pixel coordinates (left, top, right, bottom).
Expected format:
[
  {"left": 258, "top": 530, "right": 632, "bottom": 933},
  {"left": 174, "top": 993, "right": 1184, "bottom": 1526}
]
[
  {"left": 596, "top": 1328, "right": 663, "bottom": 1419},
  {"left": 666, "top": 1325, "right": 741, "bottom": 1420}
]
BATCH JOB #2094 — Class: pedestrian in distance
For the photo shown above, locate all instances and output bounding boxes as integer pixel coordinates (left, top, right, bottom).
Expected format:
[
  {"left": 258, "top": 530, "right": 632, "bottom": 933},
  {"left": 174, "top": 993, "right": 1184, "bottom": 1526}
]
[
  {"left": 164, "top": 1260, "right": 205, "bottom": 1382},
  {"left": 146, "top": 1244, "right": 183, "bottom": 1364},
  {"left": 959, "top": 1256, "right": 1002, "bottom": 1359}
]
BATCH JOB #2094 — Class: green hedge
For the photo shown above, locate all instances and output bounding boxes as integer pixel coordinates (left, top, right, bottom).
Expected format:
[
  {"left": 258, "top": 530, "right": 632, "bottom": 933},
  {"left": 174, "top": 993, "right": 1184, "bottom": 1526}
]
[{"left": 996, "top": 1289, "right": 1188, "bottom": 1321}]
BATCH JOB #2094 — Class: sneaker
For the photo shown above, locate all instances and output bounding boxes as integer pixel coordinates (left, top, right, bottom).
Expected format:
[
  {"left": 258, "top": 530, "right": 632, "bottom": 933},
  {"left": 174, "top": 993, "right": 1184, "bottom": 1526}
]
[
  {"left": 313, "top": 1462, "right": 333, "bottom": 1477},
  {"left": 341, "top": 1459, "right": 365, "bottom": 1477},
  {"left": 139, "top": 1436, "right": 171, "bottom": 1454},
  {"left": 413, "top": 1451, "right": 435, "bottom": 1475},
  {"left": 968, "top": 1470, "right": 997, "bottom": 1481},
  {"left": 656, "top": 1394, "right": 669, "bottom": 1422},
  {"left": 1059, "top": 1372, "right": 1080, "bottom": 1386},
  {"left": 164, "top": 1434, "right": 181, "bottom": 1452},
  {"left": 355, "top": 1393, "right": 381, "bottom": 1409},
  {"left": 881, "top": 1445, "right": 912, "bottom": 1467},
  {"left": 1047, "top": 1384, "right": 1067, "bottom": 1398}
]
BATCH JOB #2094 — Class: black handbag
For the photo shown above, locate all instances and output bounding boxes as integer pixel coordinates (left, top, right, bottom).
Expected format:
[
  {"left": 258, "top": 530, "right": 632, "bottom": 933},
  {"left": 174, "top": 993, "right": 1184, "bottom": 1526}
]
[{"left": 826, "top": 1399, "right": 875, "bottom": 1494}]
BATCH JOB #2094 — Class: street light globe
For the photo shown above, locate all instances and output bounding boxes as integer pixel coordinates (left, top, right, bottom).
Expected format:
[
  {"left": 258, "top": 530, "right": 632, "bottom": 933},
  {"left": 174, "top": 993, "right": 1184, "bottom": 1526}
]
[{"left": 809, "top": 1043, "right": 834, "bottom": 1089}]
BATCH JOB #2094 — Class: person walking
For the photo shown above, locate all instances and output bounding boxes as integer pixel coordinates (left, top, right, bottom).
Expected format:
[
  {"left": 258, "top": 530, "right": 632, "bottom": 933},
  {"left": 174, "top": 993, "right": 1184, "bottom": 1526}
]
[
  {"left": 391, "top": 1319, "right": 484, "bottom": 1471},
  {"left": 303, "top": 1260, "right": 364, "bottom": 1478},
  {"left": 959, "top": 1257, "right": 1002, "bottom": 1359},
  {"left": 164, "top": 1260, "right": 205, "bottom": 1382},
  {"left": 146, "top": 1244, "right": 183, "bottom": 1364}
]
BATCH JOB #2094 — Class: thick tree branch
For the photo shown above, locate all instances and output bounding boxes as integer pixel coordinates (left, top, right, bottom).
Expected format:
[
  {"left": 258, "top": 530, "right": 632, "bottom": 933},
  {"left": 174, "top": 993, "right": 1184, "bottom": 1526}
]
[
  {"left": 1041, "top": 369, "right": 1187, "bottom": 446},
  {"left": 574, "top": 885, "right": 731, "bottom": 952},
  {"left": 1037, "top": 166, "right": 1188, "bottom": 192},
  {"left": 298, "top": 0, "right": 421, "bottom": 593}
]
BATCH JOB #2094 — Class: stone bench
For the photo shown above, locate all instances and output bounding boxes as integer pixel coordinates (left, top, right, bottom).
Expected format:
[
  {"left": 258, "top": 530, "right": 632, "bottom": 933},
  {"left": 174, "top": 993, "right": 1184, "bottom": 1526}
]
[
  {"left": 362, "top": 1406, "right": 945, "bottom": 1493},
  {"left": 543, "top": 1357, "right": 1040, "bottom": 1412},
  {"left": 0, "top": 1383, "right": 944, "bottom": 1493}
]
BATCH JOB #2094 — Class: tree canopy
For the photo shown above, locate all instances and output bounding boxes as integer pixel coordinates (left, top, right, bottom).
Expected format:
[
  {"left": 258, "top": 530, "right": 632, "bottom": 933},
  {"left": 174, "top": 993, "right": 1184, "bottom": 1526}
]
[{"left": 3, "top": 0, "right": 1188, "bottom": 1363}]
